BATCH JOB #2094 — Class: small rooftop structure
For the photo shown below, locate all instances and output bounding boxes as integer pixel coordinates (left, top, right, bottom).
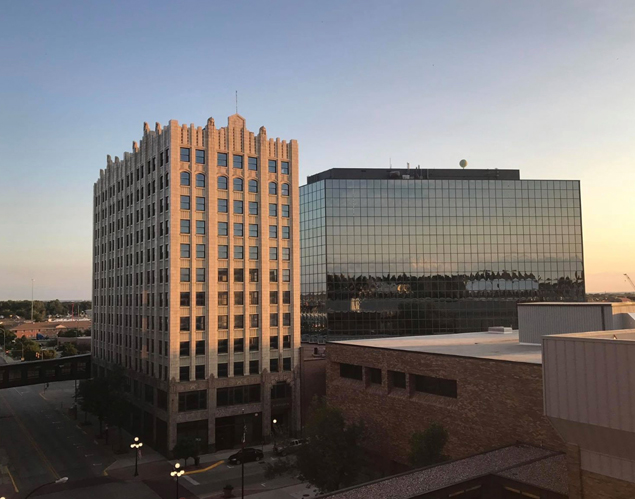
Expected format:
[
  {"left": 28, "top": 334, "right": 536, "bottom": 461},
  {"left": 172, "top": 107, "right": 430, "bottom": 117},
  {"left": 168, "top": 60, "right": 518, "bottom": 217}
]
[
  {"left": 332, "top": 330, "right": 542, "bottom": 364},
  {"left": 307, "top": 167, "right": 521, "bottom": 184}
]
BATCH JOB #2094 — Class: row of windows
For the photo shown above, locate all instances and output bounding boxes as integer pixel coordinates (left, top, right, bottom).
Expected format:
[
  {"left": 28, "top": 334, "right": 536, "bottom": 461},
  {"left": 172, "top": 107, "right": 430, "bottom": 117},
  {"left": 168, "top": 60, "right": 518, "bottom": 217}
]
[
  {"left": 179, "top": 290, "right": 291, "bottom": 306},
  {"left": 180, "top": 219, "right": 291, "bottom": 239},
  {"left": 180, "top": 149, "right": 290, "bottom": 175},
  {"left": 339, "top": 363, "right": 457, "bottom": 398},
  {"left": 216, "top": 313, "right": 292, "bottom": 329},
  {"left": 213, "top": 176, "right": 290, "bottom": 195},
  {"left": 181, "top": 267, "right": 291, "bottom": 283},
  {"left": 217, "top": 335, "right": 291, "bottom": 353},
  {"left": 177, "top": 382, "right": 292, "bottom": 413}
]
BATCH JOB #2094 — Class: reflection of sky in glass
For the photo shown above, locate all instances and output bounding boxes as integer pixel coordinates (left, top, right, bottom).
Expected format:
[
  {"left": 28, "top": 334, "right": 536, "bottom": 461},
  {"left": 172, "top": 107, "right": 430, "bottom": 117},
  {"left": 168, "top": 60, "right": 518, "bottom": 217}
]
[{"left": 300, "top": 176, "right": 584, "bottom": 338}]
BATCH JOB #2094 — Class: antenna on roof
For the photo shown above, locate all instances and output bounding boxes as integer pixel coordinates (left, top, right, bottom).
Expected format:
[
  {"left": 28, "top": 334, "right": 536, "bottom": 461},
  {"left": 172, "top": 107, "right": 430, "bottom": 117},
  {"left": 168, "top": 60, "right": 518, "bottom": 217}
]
[
  {"left": 235, "top": 91, "right": 238, "bottom": 114},
  {"left": 389, "top": 157, "right": 392, "bottom": 170}
]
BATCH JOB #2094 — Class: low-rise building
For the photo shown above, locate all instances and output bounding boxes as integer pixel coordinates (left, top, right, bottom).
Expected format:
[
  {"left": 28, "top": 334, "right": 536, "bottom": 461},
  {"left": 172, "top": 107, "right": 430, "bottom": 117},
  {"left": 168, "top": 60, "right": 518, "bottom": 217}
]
[{"left": 9, "top": 320, "right": 92, "bottom": 339}]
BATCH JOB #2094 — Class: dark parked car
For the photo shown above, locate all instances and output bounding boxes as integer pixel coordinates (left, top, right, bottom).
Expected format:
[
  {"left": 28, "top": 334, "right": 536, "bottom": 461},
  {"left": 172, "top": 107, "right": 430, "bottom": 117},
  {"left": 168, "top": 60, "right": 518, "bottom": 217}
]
[{"left": 228, "top": 447, "right": 264, "bottom": 465}]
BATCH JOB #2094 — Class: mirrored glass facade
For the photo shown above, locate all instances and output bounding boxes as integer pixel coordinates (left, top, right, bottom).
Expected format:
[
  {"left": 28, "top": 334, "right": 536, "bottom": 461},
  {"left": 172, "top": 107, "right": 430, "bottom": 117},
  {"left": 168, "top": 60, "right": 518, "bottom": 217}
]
[{"left": 300, "top": 169, "right": 584, "bottom": 339}]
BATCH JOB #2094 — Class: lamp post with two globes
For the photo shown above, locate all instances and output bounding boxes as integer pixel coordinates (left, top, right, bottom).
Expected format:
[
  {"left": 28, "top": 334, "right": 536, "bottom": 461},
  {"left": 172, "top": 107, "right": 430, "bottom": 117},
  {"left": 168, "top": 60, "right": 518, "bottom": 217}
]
[
  {"left": 171, "top": 462, "right": 184, "bottom": 499},
  {"left": 130, "top": 437, "right": 143, "bottom": 476}
]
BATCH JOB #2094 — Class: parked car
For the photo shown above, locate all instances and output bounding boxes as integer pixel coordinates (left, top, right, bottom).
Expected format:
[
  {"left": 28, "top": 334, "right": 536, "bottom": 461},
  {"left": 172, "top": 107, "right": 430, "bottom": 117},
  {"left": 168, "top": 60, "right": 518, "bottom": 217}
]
[
  {"left": 275, "top": 439, "right": 307, "bottom": 456},
  {"left": 228, "top": 447, "right": 264, "bottom": 465}
]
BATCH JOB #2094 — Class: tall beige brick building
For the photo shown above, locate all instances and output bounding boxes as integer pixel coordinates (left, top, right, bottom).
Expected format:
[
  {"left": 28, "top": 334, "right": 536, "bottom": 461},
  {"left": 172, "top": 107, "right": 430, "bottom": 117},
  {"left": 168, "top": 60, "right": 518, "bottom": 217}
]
[{"left": 92, "top": 114, "right": 300, "bottom": 453}]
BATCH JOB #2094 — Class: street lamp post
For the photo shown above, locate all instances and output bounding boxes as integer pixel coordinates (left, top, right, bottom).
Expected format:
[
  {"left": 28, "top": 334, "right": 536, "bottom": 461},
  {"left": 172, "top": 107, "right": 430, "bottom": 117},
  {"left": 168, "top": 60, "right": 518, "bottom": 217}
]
[
  {"left": 130, "top": 437, "right": 143, "bottom": 476},
  {"left": 25, "top": 477, "right": 68, "bottom": 498},
  {"left": 170, "top": 462, "right": 184, "bottom": 499},
  {"left": 272, "top": 418, "right": 278, "bottom": 453}
]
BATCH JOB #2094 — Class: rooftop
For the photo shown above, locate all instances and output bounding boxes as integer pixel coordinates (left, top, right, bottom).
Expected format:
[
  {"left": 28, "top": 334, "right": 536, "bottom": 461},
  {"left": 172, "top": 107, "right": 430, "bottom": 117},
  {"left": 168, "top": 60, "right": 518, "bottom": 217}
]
[
  {"left": 10, "top": 320, "right": 92, "bottom": 331},
  {"left": 547, "top": 328, "right": 635, "bottom": 342},
  {"left": 306, "top": 167, "right": 520, "bottom": 184},
  {"left": 319, "top": 445, "right": 565, "bottom": 499},
  {"left": 331, "top": 330, "right": 542, "bottom": 364}
]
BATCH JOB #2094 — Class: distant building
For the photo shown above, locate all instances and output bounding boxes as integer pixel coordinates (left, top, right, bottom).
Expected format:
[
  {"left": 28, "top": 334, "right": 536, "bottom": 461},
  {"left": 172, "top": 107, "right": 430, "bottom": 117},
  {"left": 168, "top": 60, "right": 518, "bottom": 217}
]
[
  {"left": 9, "top": 320, "right": 92, "bottom": 339},
  {"left": 300, "top": 168, "right": 584, "bottom": 339}
]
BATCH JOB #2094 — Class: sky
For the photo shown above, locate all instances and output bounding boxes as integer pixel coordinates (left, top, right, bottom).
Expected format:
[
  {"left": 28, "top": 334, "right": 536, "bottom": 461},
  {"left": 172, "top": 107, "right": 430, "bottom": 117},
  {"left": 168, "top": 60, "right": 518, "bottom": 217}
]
[{"left": 1, "top": 0, "right": 634, "bottom": 300}]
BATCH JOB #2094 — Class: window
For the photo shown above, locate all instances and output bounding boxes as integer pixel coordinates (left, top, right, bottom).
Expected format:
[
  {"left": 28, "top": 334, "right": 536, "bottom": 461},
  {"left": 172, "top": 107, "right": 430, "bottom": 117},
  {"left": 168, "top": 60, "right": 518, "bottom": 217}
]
[
  {"left": 196, "top": 244, "right": 205, "bottom": 258},
  {"left": 196, "top": 173, "right": 205, "bottom": 187},
  {"left": 218, "top": 269, "right": 229, "bottom": 282},
  {"left": 281, "top": 161, "right": 289, "bottom": 175},
  {"left": 270, "top": 336, "right": 279, "bottom": 350},
  {"left": 250, "top": 314, "right": 259, "bottom": 328},
  {"left": 282, "top": 226, "right": 290, "bottom": 239},
  {"left": 270, "top": 291, "right": 278, "bottom": 304},
  {"left": 270, "top": 247, "right": 278, "bottom": 260},
  {"left": 282, "top": 248, "right": 290, "bottom": 261},
  {"left": 281, "top": 183, "right": 290, "bottom": 196},
  {"left": 196, "top": 220, "right": 206, "bottom": 234},
  {"left": 218, "top": 363, "right": 228, "bottom": 378},
  {"left": 269, "top": 203, "right": 278, "bottom": 217},
  {"left": 248, "top": 157, "right": 258, "bottom": 171},
  {"left": 234, "top": 200, "right": 243, "bottom": 214},
  {"left": 180, "top": 148, "right": 191, "bottom": 162},
  {"left": 282, "top": 204, "right": 290, "bottom": 218},
  {"left": 269, "top": 182, "right": 277, "bottom": 195},
  {"left": 233, "top": 178, "right": 243, "bottom": 191},
  {"left": 195, "top": 316, "right": 205, "bottom": 330},
  {"left": 248, "top": 179, "right": 258, "bottom": 193},
  {"left": 249, "top": 337, "right": 259, "bottom": 351},
  {"left": 283, "top": 335, "right": 291, "bottom": 348},
  {"left": 217, "top": 152, "right": 228, "bottom": 167},
  {"left": 196, "top": 268, "right": 205, "bottom": 282},
  {"left": 233, "top": 155, "right": 243, "bottom": 169},
  {"left": 196, "top": 292, "right": 205, "bottom": 306},
  {"left": 180, "top": 195, "right": 190, "bottom": 210},
  {"left": 218, "top": 339, "right": 228, "bottom": 354},
  {"left": 195, "top": 365, "right": 205, "bottom": 380},
  {"left": 178, "top": 390, "right": 207, "bottom": 412},
  {"left": 249, "top": 291, "right": 259, "bottom": 305},
  {"left": 180, "top": 171, "right": 191, "bottom": 186},
  {"left": 180, "top": 268, "right": 190, "bottom": 282},
  {"left": 234, "top": 291, "right": 244, "bottom": 305},
  {"left": 283, "top": 290, "right": 291, "bottom": 304},
  {"left": 234, "top": 245, "right": 244, "bottom": 259},
  {"left": 270, "top": 358, "right": 279, "bottom": 372},
  {"left": 180, "top": 318, "right": 190, "bottom": 332},
  {"left": 390, "top": 371, "right": 406, "bottom": 389},
  {"left": 235, "top": 315, "right": 244, "bottom": 329},
  {"left": 369, "top": 368, "right": 382, "bottom": 385},
  {"left": 269, "top": 225, "right": 278, "bottom": 238},
  {"left": 283, "top": 358, "right": 291, "bottom": 371},
  {"left": 218, "top": 176, "right": 228, "bottom": 190},
  {"left": 179, "top": 366, "right": 190, "bottom": 382},
  {"left": 249, "top": 268, "right": 259, "bottom": 282},
  {"left": 218, "top": 315, "right": 228, "bottom": 329},
  {"left": 340, "top": 363, "right": 363, "bottom": 380},
  {"left": 234, "top": 223, "right": 244, "bottom": 237},
  {"left": 282, "top": 269, "right": 290, "bottom": 282},
  {"left": 270, "top": 269, "right": 278, "bottom": 282},
  {"left": 249, "top": 224, "right": 258, "bottom": 237},
  {"left": 218, "top": 292, "right": 228, "bottom": 306},
  {"left": 249, "top": 246, "right": 259, "bottom": 260},
  {"left": 249, "top": 201, "right": 258, "bottom": 215},
  {"left": 234, "top": 268, "right": 244, "bottom": 283},
  {"left": 218, "top": 222, "right": 228, "bottom": 236},
  {"left": 283, "top": 313, "right": 291, "bottom": 326},
  {"left": 195, "top": 149, "right": 205, "bottom": 164},
  {"left": 196, "top": 197, "right": 205, "bottom": 211},
  {"left": 414, "top": 375, "right": 458, "bottom": 398},
  {"left": 180, "top": 292, "right": 190, "bottom": 306},
  {"left": 216, "top": 385, "right": 261, "bottom": 406},
  {"left": 268, "top": 160, "right": 277, "bottom": 173},
  {"left": 249, "top": 360, "right": 259, "bottom": 374},
  {"left": 270, "top": 313, "right": 279, "bottom": 327},
  {"left": 179, "top": 340, "right": 190, "bottom": 355},
  {"left": 180, "top": 244, "right": 191, "bottom": 258},
  {"left": 234, "top": 337, "right": 244, "bottom": 352}
]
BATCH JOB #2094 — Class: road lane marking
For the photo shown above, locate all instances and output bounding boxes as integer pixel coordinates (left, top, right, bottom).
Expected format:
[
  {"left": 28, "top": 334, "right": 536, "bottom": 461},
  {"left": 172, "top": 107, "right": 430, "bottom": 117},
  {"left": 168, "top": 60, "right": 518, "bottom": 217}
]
[
  {"left": 0, "top": 392, "right": 60, "bottom": 480},
  {"left": 7, "top": 467, "right": 19, "bottom": 493},
  {"left": 183, "top": 475, "right": 200, "bottom": 485},
  {"left": 184, "top": 460, "right": 224, "bottom": 475}
]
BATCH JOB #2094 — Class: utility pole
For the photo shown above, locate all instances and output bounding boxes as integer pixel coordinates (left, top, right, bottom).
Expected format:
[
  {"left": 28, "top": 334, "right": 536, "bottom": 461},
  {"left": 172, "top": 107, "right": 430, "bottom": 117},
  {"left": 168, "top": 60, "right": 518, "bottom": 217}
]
[{"left": 31, "top": 279, "right": 35, "bottom": 321}]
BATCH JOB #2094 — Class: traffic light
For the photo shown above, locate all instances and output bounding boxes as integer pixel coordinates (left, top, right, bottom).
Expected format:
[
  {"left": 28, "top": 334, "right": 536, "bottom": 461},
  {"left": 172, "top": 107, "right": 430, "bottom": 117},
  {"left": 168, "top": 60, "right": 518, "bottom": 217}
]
[{"left": 35, "top": 352, "right": 40, "bottom": 359}]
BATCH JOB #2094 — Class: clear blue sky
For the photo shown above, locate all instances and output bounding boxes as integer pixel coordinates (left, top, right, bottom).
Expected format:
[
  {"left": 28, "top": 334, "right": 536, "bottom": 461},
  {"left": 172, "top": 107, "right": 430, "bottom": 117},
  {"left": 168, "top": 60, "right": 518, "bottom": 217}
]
[{"left": 1, "top": 0, "right": 635, "bottom": 299}]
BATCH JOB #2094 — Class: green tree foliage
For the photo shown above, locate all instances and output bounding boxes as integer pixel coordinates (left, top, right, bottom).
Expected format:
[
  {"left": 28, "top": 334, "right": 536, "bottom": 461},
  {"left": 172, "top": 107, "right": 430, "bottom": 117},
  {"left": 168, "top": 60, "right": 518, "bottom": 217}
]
[
  {"left": 296, "top": 400, "right": 366, "bottom": 493},
  {"left": 172, "top": 436, "right": 201, "bottom": 465},
  {"left": 408, "top": 423, "right": 449, "bottom": 468},
  {"left": 58, "top": 329, "right": 81, "bottom": 338},
  {"left": 42, "top": 349, "right": 56, "bottom": 360},
  {"left": 11, "top": 337, "right": 41, "bottom": 361},
  {"left": 78, "top": 366, "right": 126, "bottom": 435},
  {"left": 0, "top": 300, "right": 92, "bottom": 319},
  {"left": 60, "top": 343, "right": 78, "bottom": 357}
]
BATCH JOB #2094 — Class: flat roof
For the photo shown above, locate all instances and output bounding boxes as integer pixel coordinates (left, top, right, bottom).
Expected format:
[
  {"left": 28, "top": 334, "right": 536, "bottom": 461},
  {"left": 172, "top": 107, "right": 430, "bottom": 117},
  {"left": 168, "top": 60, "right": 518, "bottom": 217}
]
[
  {"left": 546, "top": 329, "right": 635, "bottom": 342},
  {"left": 318, "top": 445, "right": 564, "bottom": 499},
  {"left": 307, "top": 167, "right": 521, "bottom": 184},
  {"left": 331, "top": 331, "right": 542, "bottom": 364},
  {"left": 518, "top": 302, "right": 611, "bottom": 306}
]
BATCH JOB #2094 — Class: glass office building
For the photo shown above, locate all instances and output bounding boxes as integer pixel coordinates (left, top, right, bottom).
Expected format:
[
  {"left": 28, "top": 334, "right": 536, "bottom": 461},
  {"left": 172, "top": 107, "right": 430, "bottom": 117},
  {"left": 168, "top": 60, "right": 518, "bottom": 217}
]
[{"left": 300, "top": 168, "right": 584, "bottom": 339}]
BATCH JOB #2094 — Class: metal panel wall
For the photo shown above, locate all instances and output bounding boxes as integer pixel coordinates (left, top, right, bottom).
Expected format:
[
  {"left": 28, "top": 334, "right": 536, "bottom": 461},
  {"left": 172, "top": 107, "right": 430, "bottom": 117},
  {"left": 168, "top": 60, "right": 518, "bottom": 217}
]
[{"left": 519, "top": 305, "right": 610, "bottom": 344}]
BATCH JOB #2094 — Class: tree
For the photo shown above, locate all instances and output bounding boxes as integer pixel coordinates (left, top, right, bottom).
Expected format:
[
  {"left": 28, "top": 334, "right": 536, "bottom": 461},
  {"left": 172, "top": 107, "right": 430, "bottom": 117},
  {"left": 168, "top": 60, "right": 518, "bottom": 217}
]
[
  {"left": 408, "top": 423, "right": 449, "bottom": 468},
  {"left": 60, "top": 343, "right": 78, "bottom": 357},
  {"left": 172, "top": 436, "right": 201, "bottom": 465},
  {"left": 42, "top": 349, "right": 56, "bottom": 360},
  {"left": 11, "top": 337, "right": 41, "bottom": 361},
  {"left": 58, "top": 329, "right": 80, "bottom": 338},
  {"left": 295, "top": 400, "right": 366, "bottom": 493}
]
